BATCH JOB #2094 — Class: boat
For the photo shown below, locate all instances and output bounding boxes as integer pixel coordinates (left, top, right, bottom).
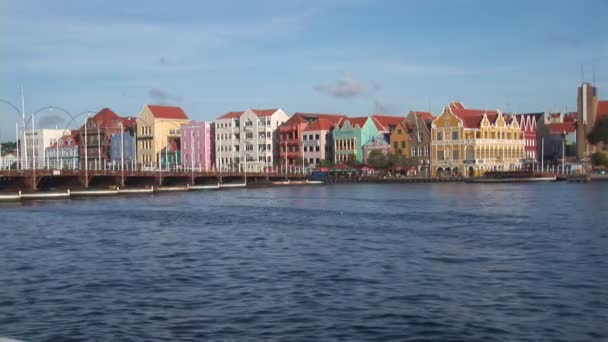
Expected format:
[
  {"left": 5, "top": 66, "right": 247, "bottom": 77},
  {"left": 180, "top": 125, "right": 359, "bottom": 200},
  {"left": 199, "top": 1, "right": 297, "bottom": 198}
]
[{"left": 464, "top": 171, "right": 557, "bottom": 183}]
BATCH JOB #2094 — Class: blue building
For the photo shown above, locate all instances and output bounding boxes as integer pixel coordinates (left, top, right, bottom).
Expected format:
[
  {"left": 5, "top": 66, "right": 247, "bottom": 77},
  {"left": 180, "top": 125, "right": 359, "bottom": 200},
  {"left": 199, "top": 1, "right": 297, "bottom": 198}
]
[{"left": 109, "top": 132, "right": 136, "bottom": 163}]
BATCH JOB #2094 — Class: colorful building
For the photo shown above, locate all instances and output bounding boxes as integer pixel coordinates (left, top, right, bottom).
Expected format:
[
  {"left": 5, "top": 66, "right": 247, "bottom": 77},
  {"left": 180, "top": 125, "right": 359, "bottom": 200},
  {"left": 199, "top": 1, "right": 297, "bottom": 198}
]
[
  {"left": 301, "top": 118, "right": 345, "bottom": 167},
  {"left": 215, "top": 109, "right": 289, "bottom": 172},
  {"left": 159, "top": 139, "right": 181, "bottom": 170},
  {"left": 388, "top": 120, "right": 411, "bottom": 157},
  {"left": 407, "top": 111, "right": 434, "bottom": 175},
  {"left": 513, "top": 113, "right": 541, "bottom": 162},
  {"left": 431, "top": 101, "right": 525, "bottom": 177},
  {"left": 109, "top": 132, "right": 136, "bottom": 165},
  {"left": 22, "top": 128, "right": 69, "bottom": 169},
  {"left": 333, "top": 117, "right": 377, "bottom": 164},
  {"left": 363, "top": 134, "right": 390, "bottom": 162},
  {"left": 136, "top": 105, "right": 189, "bottom": 168},
  {"left": 279, "top": 113, "right": 346, "bottom": 168},
  {"left": 180, "top": 121, "right": 214, "bottom": 171},
  {"left": 80, "top": 108, "right": 136, "bottom": 169},
  {"left": 47, "top": 130, "right": 80, "bottom": 169}
]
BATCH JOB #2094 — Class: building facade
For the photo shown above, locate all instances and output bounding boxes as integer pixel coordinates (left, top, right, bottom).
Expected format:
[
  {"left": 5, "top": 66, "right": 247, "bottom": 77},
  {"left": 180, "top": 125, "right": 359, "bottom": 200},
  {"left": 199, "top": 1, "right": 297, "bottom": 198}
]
[
  {"left": 109, "top": 132, "right": 136, "bottom": 165},
  {"left": 279, "top": 113, "right": 346, "bottom": 168},
  {"left": 180, "top": 121, "right": 214, "bottom": 171},
  {"left": 22, "top": 128, "right": 68, "bottom": 169},
  {"left": 0, "top": 153, "right": 18, "bottom": 169},
  {"left": 407, "top": 111, "right": 434, "bottom": 175},
  {"left": 301, "top": 118, "right": 344, "bottom": 167},
  {"left": 80, "top": 108, "right": 136, "bottom": 170},
  {"left": 215, "top": 109, "right": 289, "bottom": 172},
  {"left": 136, "top": 105, "right": 190, "bottom": 168},
  {"left": 388, "top": 120, "right": 411, "bottom": 157},
  {"left": 431, "top": 102, "right": 525, "bottom": 177},
  {"left": 363, "top": 134, "right": 390, "bottom": 162},
  {"left": 514, "top": 113, "right": 540, "bottom": 162},
  {"left": 333, "top": 117, "right": 377, "bottom": 163},
  {"left": 46, "top": 130, "right": 79, "bottom": 170}
]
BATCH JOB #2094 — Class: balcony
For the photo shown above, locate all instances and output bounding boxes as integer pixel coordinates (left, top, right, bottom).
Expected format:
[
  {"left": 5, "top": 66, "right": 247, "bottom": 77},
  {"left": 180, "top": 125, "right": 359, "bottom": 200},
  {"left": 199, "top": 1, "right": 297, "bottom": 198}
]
[{"left": 303, "top": 140, "right": 320, "bottom": 147}]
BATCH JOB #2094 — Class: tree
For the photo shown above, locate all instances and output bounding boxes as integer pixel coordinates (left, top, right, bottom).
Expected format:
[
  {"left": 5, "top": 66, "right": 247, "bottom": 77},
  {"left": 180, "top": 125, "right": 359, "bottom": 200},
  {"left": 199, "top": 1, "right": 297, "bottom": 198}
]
[
  {"left": 366, "top": 150, "right": 390, "bottom": 168},
  {"left": 318, "top": 159, "right": 334, "bottom": 167},
  {"left": 345, "top": 153, "right": 360, "bottom": 167},
  {"left": 588, "top": 116, "right": 608, "bottom": 146},
  {"left": 591, "top": 152, "right": 608, "bottom": 167}
]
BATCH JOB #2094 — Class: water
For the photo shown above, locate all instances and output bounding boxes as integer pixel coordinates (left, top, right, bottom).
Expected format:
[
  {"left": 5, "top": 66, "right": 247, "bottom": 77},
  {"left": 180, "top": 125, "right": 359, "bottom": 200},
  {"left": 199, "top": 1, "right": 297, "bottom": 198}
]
[{"left": 1, "top": 183, "right": 607, "bottom": 341}]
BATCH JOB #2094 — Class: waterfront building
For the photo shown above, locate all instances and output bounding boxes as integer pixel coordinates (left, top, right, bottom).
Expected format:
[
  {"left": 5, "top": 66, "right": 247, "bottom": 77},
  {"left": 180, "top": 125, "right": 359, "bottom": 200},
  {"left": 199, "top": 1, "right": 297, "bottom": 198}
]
[
  {"left": 22, "top": 128, "right": 69, "bottom": 169},
  {"left": 136, "top": 105, "right": 189, "bottom": 168},
  {"left": 46, "top": 130, "right": 80, "bottom": 170},
  {"left": 333, "top": 115, "right": 403, "bottom": 164},
  {"left": 388, "top": 120, "right": 411, "bottom": 157},
  {"left": 109, "top": 131, "right": 136, "bottom": 165},
  {"left": 215, "top": 109, "right": 289, "bottom": 172},
  {"left": 333, "top": 117, "right": 377, "bottom": 164},
  {"left": 430, "top": 101, "right": 525, "bottom": 177},
  {"left": 513, "top": 113, "right": 541, "bottom": 162},
  {"left": 180, "top": 121, "right": 214, "bottom": 171},
  {"left": 301, "top": 117, "right": 346, "bottom": 167},
  {"left": 0, "top": 152, "right": 18, "bottom": 169},
  {"left": 363, "top": 134, "right": 390, "bottom": 162},
  {"left": 80, "top": 108, "right": 136, "bottom": 169},
  {"left": 159, "top": 139, "right": 180, "bottom": 170},
  {"left": 406, "top": 111, "right": 434, "bottom": 175},
  {"left": 537, "top": 119, "right": 577, "bottom": 163},
  {"left": 576, "top": 83, "right": 608, "bottom": 160},
  {"left": 279, "top": 113, "right": 347, "bottom": 168}
]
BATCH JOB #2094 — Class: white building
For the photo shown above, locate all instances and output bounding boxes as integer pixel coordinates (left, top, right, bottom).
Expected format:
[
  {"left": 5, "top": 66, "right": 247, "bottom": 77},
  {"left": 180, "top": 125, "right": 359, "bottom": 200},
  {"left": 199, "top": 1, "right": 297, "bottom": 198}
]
[
  {"left": 215, "top": 109, "right": 289, "bottom": 172},
  {"left": 1, "top": 152, "right": 18, "bottom": 169},
  {"left": 22, "top": 128, "right": 70, "bottom": 169}
]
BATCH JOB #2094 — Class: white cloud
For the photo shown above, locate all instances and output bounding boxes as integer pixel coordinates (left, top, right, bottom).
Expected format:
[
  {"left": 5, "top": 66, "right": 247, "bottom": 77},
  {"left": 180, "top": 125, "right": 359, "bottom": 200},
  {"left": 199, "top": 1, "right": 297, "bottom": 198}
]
[{"left": 314, "top": 74, "right": 367, "bottom": 99}]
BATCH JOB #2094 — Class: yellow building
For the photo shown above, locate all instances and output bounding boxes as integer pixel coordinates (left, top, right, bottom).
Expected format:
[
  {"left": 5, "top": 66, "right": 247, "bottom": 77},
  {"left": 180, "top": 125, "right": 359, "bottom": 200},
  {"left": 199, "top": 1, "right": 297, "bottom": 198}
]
[
  {"left": 136, "top": 104, "right": 190, "bottom": 167},
  {"left": 389, "top": 120, "right": 411, "bottom": 157},
  {"left": 431, "top": 102, "right": 525, "bottom": 177}
]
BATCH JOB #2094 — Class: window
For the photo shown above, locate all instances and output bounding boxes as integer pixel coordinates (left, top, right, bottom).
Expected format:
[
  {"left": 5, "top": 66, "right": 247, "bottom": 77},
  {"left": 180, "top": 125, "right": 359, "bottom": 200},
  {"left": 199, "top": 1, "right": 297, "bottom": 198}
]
[
  {"left": 303, "top": 135, "right": 307, "bottom": 140},
  {"left": 397, "top": 129, "right": 402, "bottom": 134},
  {"left": 452, "top": 131, "right": 459, "bottom": 140},
  {"left": 401, "top": 141, "right": 406, "bottom": 148},
  {"left": 453, "top": 150, "right": 460, "bottom": 161},
  {"left": 394, "top": 142, "right": 398, "bottom": 149},
  {"left": 438, "top": 150, "right": 444, "bottom": 160},
  {"left": 315, "top": 134, "right": 320, "bottom": 140},
  {"left": 315, "top": 146, "right": 320, "bottom": 152},
  {"left": 437, "top": 131, "right": 443, "bottom": 141}
]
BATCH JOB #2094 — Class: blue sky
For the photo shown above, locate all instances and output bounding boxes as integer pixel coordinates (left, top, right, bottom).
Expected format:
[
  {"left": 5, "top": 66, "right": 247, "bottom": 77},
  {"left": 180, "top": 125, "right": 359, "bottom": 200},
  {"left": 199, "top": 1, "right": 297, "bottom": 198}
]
[{"left": 1, "top": 0, "right": 607, "bottom": 139}]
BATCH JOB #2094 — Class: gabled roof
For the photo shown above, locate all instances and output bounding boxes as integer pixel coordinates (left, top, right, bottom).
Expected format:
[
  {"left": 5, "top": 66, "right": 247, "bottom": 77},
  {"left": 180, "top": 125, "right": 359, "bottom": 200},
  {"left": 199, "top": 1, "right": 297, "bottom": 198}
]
[
  {"left": 90, "top": 108, "right": 120, "bottom": 128},
  {"left": 147, "top": 105, "right": 189, "bottom": 120},
  {"left": 217, "top": 111, "right": 243, "bottom": 120},
  {"left": 251, "top": 108, "right": 280, "bottom": 117},
  {"left": 339, "top": 116, "right": 368, "bottom": 128},
  {"left": 598, "top": 100, "right": 608, "bottom": 120},
  {"left": 48, "top": 130, "right": 80, "bottom": 148},
  {"left": 370, "top": 115, "right": 404, "bottom": 132},
  {"left": 443, "top": 102, "right": 504, "bottom": 129},
  {"left": 303, "top": 118, "right": 343, "bottom": 132},
  {"left": 410, "top": 111, "right": 435, "bottom": 121}
]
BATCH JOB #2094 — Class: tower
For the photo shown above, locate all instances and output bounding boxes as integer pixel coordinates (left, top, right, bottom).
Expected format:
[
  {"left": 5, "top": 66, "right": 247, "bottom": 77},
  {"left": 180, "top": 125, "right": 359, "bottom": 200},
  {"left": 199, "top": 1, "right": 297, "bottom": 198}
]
[{"left": 576, "top": 82, "right": 598, "bottom": 160}]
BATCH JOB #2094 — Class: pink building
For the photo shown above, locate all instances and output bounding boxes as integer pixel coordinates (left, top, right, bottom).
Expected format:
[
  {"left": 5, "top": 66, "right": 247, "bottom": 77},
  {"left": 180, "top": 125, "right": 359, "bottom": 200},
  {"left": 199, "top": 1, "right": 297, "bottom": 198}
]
[
  {"left": 180, "top": 121, "right": 214, "bottom": 170},
  {"left": 514, "top": 114, "right": 540, "bottom": 161}
]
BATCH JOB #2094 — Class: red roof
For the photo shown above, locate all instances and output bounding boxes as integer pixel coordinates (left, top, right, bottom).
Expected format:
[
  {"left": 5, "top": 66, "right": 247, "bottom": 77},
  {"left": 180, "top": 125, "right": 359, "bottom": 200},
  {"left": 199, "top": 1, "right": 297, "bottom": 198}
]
[
  {"left": 549, "top": 122, "right": 576, "bottom": 134},
  {"left": 444, "top": 102, "right": 504, "bottom": 128},
  {"left": 564, "top": 112, "right": 577, "bottom": 122},
  {"left": 303, "top": 118, "right": 341, "bottom": 132},
  {"left": 49, "top": 130, "right": 80, "bottom": 148},
  {"left": 90, "top": 108, "right": 120, "bottom": 128},
  {"left": 598, "top": 100, "right": 608, "bottom": 120},
  {"left": 411, "top": 111, "right": 435, "bottom": 121},
  {"left": 147, "top": 105, "right": 188, "bottom": 120},
  {"left": 218, "top": 111, "right": 243, "bottom": 120},
  {"left": 252, "top": 109, "right": 279, "bottom": 117},
  {"left": 339, "top": 117, "right": 368, "bottom": 128},
  {"left": 370, "top": 115, "right": 404, "bottom": 131}
]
